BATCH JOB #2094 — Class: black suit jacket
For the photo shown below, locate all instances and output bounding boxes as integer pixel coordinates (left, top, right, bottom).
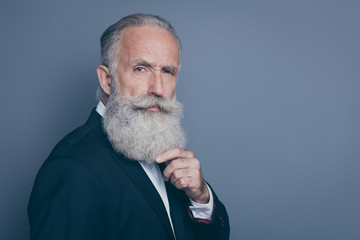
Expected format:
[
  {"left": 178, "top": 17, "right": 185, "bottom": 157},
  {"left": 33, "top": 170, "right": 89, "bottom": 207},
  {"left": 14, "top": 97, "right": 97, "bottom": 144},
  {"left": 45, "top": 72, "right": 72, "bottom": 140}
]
[{"left": 28, "top": 110, "right": 230, "bottom": 239}]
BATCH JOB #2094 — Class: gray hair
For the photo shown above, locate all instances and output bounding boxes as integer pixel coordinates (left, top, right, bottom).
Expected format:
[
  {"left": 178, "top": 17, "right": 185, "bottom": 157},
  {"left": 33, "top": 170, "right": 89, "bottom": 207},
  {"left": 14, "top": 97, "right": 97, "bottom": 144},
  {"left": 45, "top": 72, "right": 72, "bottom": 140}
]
[{"left": 96, "top": 13, "right": 181, "bottom": 101}]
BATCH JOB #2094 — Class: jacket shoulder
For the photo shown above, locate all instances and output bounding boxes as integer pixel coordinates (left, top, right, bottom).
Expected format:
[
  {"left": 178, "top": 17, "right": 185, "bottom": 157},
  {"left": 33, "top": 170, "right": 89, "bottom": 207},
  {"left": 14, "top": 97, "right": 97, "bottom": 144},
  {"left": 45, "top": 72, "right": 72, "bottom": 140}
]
[{"left": 47, "top": 120, "right": 107, "bottom": 160}]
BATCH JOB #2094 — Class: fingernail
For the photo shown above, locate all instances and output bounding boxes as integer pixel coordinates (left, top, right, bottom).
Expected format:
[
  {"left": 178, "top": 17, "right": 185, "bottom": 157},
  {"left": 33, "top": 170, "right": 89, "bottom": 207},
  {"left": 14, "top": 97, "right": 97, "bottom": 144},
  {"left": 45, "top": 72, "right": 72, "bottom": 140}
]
[{"left": 156, "top": 156, "right": 161, "bottom": 162}]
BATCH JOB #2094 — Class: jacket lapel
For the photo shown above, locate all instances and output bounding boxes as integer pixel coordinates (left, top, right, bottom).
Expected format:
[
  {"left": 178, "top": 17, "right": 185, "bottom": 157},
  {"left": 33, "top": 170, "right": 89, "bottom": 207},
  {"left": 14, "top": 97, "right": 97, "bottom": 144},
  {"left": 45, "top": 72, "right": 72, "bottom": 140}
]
[
  {"left": 111, "top": 152, "right": 175, "bottom": 240},
  {"left": 85, "top": 109, "right": 175, "bottom": 239},
  {"left": 166, "top": 181, "right": 186, "bottom": 240}
]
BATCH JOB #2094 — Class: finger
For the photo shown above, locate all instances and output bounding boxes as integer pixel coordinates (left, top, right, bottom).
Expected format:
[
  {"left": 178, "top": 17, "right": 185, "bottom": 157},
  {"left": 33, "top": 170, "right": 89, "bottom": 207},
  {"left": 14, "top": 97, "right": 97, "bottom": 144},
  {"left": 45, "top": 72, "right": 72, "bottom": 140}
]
[
  {"left": 173, "top": 176, "right": 192, "bottom": 190},
  {"left": 168, "top": 169, "right": 194, "bottom": 185},
  {"left": 155, "top": 148, "right": 194, "bottom": 163},
  {"left": 162, "top": 158, "right": 199, "bottom": 181}
]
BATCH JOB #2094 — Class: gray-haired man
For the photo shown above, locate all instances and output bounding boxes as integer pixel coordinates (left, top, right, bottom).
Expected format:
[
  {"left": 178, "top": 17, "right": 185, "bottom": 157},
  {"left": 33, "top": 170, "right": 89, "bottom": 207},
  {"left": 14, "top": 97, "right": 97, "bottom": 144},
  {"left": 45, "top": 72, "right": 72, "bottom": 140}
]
[{"left": 28, "top": 13, "right": 230, "bottom": 240}]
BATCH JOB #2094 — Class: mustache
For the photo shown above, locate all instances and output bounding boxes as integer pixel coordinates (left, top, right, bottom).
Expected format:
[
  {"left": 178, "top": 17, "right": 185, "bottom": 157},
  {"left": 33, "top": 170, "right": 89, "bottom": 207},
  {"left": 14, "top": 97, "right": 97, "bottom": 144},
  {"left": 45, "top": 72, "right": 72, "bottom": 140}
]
[{"left": 126, "top": 95, "right": 183, "bottom": 114}]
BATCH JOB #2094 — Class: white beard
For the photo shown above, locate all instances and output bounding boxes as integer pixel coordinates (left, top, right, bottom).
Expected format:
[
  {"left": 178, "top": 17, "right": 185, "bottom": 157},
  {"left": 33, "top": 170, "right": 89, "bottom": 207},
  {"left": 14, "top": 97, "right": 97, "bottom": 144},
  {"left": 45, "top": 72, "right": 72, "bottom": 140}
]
[{"left": 102, "top": 91, "right": 186, "bottom": 163}]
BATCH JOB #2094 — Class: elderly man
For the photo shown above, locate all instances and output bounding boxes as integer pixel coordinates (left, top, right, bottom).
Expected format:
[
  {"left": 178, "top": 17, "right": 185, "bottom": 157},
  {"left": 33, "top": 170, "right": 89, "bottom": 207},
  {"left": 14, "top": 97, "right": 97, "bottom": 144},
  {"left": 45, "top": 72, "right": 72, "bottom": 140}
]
[{"left": 28, "top": 14, "right": 230, "bottom": 240}]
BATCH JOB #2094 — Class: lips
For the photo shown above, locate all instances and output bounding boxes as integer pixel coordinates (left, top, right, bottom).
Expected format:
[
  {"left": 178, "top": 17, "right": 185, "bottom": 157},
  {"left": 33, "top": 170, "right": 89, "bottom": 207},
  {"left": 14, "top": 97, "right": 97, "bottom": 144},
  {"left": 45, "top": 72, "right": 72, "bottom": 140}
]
[{"left": 146, "top": 106, "right": 161, "bottom": 112}]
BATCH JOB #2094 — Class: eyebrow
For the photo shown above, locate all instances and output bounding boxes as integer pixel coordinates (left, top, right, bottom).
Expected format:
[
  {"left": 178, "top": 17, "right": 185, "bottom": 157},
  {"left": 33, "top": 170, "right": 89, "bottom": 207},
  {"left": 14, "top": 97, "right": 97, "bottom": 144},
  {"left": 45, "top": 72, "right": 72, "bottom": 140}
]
[
  {"left": 130, "top": 59, "right": 153, "bottom": 68},
  {"left": 130, "top": 58, "right": 178, "bottom": 73}
]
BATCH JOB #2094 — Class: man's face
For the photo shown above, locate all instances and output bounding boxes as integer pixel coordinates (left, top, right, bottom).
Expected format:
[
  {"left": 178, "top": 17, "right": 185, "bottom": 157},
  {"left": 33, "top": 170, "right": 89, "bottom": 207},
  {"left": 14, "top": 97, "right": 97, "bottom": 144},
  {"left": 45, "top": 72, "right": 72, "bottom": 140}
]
[{"left": 113, "top": 25, "right": 180, "bottom": 111}]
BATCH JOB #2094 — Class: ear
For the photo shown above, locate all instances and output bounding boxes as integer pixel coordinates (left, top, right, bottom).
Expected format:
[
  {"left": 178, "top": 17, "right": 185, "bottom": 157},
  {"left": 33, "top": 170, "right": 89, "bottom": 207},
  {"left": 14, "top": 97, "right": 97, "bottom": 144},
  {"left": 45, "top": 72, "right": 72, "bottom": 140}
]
[{"left": 96, "top": 65, "right": 112, "bottom": 96}]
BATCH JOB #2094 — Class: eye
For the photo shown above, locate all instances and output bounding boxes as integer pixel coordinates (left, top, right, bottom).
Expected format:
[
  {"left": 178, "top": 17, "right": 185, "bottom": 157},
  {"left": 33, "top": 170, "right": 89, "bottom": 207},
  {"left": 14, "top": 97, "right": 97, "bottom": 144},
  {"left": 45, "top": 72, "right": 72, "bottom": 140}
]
[
  {"left": 163, "top": 69, "right": 176, "bottom": 76},
  {"left": 134, "top": 67, "right": 145, "bottom": 72}
]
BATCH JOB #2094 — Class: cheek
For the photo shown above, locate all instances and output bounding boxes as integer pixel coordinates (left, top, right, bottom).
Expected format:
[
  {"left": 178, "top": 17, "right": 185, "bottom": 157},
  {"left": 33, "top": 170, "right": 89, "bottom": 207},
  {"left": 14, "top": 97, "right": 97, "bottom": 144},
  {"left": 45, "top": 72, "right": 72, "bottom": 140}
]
[
  {"left": 120, "top": 85, "right": 148, "bottom": 97},
  {"left": 117, "top": 73, "right": 148, "bottom": 97}
]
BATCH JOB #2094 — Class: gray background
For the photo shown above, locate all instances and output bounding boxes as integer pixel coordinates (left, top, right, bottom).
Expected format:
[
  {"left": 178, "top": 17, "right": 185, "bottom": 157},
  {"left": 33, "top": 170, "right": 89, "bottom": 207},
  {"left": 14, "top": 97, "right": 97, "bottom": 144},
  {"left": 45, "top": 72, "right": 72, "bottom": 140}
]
[{"left": 1, "top": 0, "right": 359, "bottom": 239}]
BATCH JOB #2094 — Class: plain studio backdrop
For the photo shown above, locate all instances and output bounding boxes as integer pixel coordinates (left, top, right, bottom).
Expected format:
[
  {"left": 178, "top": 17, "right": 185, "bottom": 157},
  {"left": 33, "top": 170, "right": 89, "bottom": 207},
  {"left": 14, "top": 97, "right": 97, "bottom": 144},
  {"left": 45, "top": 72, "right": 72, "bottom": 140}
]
[{"left": 0, "top": 0, "right": 359, "bottom": 239}]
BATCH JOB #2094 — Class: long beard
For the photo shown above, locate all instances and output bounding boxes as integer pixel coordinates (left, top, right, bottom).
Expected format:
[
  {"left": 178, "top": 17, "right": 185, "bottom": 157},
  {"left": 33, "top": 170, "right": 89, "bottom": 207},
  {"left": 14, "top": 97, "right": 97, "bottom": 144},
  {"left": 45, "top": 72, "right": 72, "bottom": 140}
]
[{"left": 102, "top": 92, "right": 186, "bottom": 163}]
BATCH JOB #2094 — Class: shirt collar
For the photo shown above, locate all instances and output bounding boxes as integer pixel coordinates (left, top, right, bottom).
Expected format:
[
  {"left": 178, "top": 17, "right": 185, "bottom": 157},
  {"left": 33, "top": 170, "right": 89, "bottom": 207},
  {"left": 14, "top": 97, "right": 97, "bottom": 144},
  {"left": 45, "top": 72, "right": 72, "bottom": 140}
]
[{"left": 95, "top": 101, "right": 106, "bottom": 117}]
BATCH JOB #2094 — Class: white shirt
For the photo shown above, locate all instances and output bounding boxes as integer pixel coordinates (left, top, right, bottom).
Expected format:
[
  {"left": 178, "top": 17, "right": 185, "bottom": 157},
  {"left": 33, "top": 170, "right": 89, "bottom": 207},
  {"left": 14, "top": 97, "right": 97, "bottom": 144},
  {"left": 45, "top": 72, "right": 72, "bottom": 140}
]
[{"left": 96, "top": 101, "right": 214, "bottom": 235}]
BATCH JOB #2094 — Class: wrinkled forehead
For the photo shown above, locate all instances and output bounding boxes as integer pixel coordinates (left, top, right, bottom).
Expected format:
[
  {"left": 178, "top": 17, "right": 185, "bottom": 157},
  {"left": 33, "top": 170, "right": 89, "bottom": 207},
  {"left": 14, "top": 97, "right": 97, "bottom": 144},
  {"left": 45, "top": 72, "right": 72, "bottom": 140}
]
[
  {"left": 118, "top": 25, "right": 181, "bottom": 61},
  {"left": 121, "top": 25, "right": 180, "bottom": 47}
]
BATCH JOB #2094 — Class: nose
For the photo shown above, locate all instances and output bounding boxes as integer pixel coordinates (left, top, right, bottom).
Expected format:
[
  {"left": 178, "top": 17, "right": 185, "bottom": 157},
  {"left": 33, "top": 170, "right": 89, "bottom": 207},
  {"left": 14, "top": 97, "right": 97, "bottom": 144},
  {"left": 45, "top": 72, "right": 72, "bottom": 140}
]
[{"left": 148, "top": 71, "right": 164, "bottom": 97}]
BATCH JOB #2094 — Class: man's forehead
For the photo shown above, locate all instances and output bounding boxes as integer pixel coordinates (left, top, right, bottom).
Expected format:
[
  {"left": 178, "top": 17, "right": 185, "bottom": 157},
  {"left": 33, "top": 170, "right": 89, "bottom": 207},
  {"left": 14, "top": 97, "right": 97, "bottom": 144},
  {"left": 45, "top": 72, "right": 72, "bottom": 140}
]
[
  {"left": 118, "top": 25, "right": 180, "bottom": 65},
  {"left": 119, "top": 26, "right": 180, "bottom": 51}
]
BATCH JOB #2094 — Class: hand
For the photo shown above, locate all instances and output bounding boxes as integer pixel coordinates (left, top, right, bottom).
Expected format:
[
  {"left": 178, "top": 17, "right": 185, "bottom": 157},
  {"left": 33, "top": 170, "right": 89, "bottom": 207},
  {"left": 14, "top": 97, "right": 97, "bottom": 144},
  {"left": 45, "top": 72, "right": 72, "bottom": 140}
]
[{"left": 155, "top": 148, "right": 210, "bottom": 204}]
